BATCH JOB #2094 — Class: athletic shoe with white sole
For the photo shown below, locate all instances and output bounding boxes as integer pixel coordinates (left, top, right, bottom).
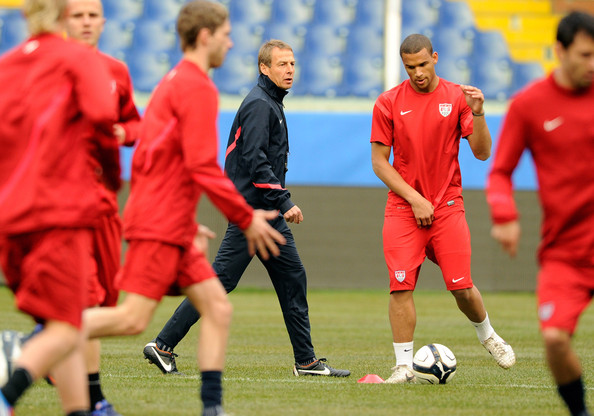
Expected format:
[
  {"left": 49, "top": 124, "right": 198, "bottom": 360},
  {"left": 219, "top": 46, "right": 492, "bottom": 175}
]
[
  {"left": 293, "top": 358, "right": 350, "bottom": 377},
  {"left": 203, "top": 405, "right": 228, "bottom": 416},
  {"left": 482, "top": 333, "right": 516, "bottom": 369},
  {"left": 143, "top": 341, "right": 181, "bottom": 374},
  {"left": 0, "top": 330, "right": 26, "bottom": 388},
  {"left": 384, "top": 365, "right": 416, "bottom": 384},
  {"left": 91, "top": 399, "right": 121, "bottom": 416}
]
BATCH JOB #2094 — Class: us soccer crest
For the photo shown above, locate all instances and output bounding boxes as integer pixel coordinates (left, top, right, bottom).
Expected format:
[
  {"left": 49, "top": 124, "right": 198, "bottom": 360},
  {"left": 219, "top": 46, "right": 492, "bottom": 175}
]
[
  {"left": 439, "top": 103, "right": 452, "bottom": 117},
  {"left": 395, "top": 270, "right": 406, "bottom": 283}
]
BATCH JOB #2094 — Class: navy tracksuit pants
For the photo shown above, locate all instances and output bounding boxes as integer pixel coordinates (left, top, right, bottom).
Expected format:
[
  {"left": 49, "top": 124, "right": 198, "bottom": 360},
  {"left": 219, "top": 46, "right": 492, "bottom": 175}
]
[{"left": 156, "top": 215, "right": 316, "bottom": 363}]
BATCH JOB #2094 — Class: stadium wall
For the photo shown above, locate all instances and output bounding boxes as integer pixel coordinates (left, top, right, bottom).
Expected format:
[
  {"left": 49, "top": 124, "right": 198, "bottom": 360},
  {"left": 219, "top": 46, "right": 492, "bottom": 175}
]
[{"left": 1, "top": 111, "right": 541, "bottom": 292}]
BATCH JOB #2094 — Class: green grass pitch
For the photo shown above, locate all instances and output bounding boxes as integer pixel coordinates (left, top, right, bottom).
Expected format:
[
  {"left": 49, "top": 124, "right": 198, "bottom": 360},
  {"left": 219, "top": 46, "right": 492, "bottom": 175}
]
[{"left": 1, "top": 286, "right": 593, "bottom": 415}]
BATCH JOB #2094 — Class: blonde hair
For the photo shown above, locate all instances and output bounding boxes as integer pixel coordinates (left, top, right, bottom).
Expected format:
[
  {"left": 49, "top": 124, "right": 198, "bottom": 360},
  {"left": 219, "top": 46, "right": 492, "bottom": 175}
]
[
  {"left": 23, "top": 0, "right": 68, "bottom": 36},
  {"left": 258, "top": 39, "right": 293, "bottom": 74}
]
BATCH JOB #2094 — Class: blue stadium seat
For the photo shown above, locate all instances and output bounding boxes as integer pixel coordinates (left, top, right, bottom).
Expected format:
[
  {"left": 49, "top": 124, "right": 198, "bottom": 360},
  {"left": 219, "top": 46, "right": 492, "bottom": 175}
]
[
  {"left": 126, "top": 51, "right": 172, "bottom": 93},
  {"left": 132, "top": 20, "right": 177, "bottom": 53},
  {"left": 230, "top": 23, "right": 265, "bottom": 56},
  {"left": 103, "top": 0, "right": 143, "bottom": 21},
  {"left": 263, "top": 23, "right": 307, "bottom": 55},
  {"left": 143, "top": 0, "right": 184, "bottom": 24},
  {"left": 303, "top": 25, "right": 346, "bottom": 58},
  {"left": 228, "top": 0, "right": 272, "bottom": 25},
  {"left": 401, "top": 0, "right": 438, "bottom": 38},
  {"left": 341, "top": 55, "right": 384, "bottom": 98},
  {"left": 298, "top": 55, "right": 343, "bottom": 97},
  {"left": 98, "top": 19, "right": 135, "bottom": 59},
  {"left": 0, "top": 10, "right": 27, "bottom": 53},
  {"left": 270, "top": 0, "right": 314, "bottom": 25},
  {"left": 312, "top": 0, "right": 355, "bottom": 28},
  {"left": 470, "top": 57, "right": 512, "bottom": 100},
  {"left": 436, "top": 56, "right": 471, "bottom": 85},
  {"left": 354, "top": 0, "right": 385, "bottom": 27},
  {"left": 212, "top": 52, "right": 259, "bottom": 96},
  {"left": 510, "top": 61, "right": 545, "bottom": 95},
  {"left": 345, "top": 25, "right": 383, "bottom": 59},
  {"left": 432, "top": 26, "right": 473, "bottom": 59},
  {"left": 473, "top": 29, "right": 510, "bottom": 60},
  {"left": 438, "top": 0, "right": 475, "bottom": 31}
]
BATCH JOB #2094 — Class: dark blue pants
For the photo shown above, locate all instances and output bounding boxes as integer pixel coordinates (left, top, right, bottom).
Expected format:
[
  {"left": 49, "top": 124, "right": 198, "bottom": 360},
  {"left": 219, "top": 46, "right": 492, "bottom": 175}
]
[{"left": 156, "top": 216, "right": 315, "bottom": 363}]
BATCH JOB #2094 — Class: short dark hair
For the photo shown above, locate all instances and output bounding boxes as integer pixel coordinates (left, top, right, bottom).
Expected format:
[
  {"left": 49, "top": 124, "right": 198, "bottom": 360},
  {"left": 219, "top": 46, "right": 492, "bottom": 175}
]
[
  {"left": 400, "top": 34, "right": 433, "bottom": 56},
  {"left": 177, "top": 0, "right": 228, "bottom": 52},
  {"left": 258, "top": 39, "right": 293, "bottom": 74},
  {"left": 557, "top": 10, "right": 594, "bottom": 48}
]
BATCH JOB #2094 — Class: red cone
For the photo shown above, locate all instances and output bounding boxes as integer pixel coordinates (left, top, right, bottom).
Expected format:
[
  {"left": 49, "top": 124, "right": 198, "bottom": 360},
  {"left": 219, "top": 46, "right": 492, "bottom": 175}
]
[{"left": 357, "top": 374, "right": 384, "bottom": 383}]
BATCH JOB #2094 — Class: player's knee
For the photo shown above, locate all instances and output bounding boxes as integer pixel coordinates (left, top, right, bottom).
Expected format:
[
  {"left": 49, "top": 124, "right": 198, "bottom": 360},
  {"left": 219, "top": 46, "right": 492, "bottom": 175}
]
[
  {"left": 542, "top": 328, "right": 571, "bottom": 354},
  {"left": 205, "top": 296, "right": 233, "bottom": 328}
]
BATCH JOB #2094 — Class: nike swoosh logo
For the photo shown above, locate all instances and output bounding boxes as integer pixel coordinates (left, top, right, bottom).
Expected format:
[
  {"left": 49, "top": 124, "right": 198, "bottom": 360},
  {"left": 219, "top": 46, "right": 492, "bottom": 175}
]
[
  {"left": 543, "top": 117, "right": 563, "bottom": 132},
  {"left": 299, "top": 367, "right": 331, "bottom": 376},
  {"left": 452, "top": 277, "right": 465, "bottom": 283},
  {"left": 400, "top": 110, "right": 412, "bottom": 115},
  {"left": 404, "top": 349, "right": 412, "bottom": 352},
  {"left": 154, "top": 351, "right": 173, "bottom": 372}
]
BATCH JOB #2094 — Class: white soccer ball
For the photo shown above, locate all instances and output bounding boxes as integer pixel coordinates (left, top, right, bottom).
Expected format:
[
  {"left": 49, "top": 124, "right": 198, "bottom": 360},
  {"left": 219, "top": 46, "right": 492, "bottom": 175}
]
[{"left": 412, "top": 343, "right": 457, "bottom": 384}]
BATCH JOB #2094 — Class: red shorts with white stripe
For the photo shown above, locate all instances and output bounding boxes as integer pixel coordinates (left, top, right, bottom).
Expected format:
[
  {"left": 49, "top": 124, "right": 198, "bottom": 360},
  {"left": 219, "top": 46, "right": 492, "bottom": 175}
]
[
  {"left": 537, "top": 260, "right": 594, "bottom": 334},
  {"left": 0, "top": 228, "right": 92, "bottom": 328},
  {"left": 116, "top": 239, "right": 217, "bottom": 301},
  {"left": 382, "top": 196, "right": 473, "bottom": 292}
]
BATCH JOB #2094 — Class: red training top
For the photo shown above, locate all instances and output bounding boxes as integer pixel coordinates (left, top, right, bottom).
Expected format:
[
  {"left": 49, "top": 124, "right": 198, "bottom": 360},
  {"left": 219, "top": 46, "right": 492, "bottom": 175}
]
[
  {"left": 123, "top": 59, "right": 253, "bottom": 248},
  {"left": 487, "top": 74, "right": 594, "bottom": 265},
  {"left": 92, "top": 51, "right": 141, "bottom": 215},
  {"left": 371, "top": 78, "right": 473, "bottom": 209},
  {"left": 0, "top": 33, "right": 118, "bottom": 235}
]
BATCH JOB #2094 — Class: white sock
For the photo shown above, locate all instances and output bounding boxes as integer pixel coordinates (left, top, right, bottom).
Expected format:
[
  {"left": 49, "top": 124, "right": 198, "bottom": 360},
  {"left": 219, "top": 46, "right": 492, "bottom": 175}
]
[
  {"left": 471, "top": 313, "right": 495, "bottom": 343},
  {"left": 393, "top": 341, "right": 414, "bottom": 368}
]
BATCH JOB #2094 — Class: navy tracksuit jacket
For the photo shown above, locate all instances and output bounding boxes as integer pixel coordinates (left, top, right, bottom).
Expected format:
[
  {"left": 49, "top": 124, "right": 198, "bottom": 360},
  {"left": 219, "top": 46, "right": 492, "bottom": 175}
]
[{"left": 156, "top": 74, "right": 315, "bottom": 363}]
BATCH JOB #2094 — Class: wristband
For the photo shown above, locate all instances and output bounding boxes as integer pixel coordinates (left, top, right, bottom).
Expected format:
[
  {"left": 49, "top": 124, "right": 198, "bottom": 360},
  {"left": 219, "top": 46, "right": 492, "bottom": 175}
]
[{"left": 472, "top": 111, "right": 485, "bottom": 117}]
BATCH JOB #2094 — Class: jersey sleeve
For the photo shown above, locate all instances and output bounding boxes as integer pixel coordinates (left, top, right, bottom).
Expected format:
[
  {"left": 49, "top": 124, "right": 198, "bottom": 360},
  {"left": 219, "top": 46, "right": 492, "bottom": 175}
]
[
  {"left": 177, "top": 84, "right": 253, "bottom": 230},
  {"left": 486, "top": 98, "right": 527, "bottom": 224},
  {"left": 239, "top": 99, "right": 293, "bottom": 213},
  {"left": 370, "top": 93, "right": 394, "bottom": 146},
  {"left": 118, "top": 65, "right": 141, "bottom": 146}
]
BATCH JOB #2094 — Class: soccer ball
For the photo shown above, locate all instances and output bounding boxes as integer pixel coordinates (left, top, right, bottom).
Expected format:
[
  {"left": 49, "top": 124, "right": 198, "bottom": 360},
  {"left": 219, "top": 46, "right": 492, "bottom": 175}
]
[{"left": 412, "top": 343, "right": 457, "bottom": 384}]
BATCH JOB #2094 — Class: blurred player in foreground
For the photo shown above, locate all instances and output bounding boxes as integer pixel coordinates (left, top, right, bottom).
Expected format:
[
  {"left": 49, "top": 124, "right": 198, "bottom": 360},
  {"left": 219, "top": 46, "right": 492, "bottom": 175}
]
[
  {"left": 0, "top": 0, "right": 118, "bottom": 414},
  {"left": 371, "top": 34, "right": 515, "bottom": 384},
  {"left": 82, "top": 2, "right": 285, "bottom": 416},
  {"left": 487, "top": 11, "right": 594, "bottom": 416},
  {"left": 143, "top": 40, "right": 350, "bottom": 378},
  {"left": 62, "top": 0, "right": 140, "bottom": 414}
]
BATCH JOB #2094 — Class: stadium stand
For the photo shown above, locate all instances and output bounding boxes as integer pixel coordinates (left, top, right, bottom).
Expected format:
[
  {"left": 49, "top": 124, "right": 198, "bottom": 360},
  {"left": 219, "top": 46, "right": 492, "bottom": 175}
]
[{"left": 0, "top": 0, "right": 562, "bottom": 100}]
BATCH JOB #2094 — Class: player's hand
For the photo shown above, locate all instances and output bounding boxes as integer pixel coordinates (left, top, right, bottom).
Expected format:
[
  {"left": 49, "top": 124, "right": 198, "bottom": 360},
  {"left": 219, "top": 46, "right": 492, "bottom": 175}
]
[
  {"left": 410, "top": 195, "right": 434, "bottom": 228},
  {"left": 193, "top": 224, "right": 216, "bottom": 254},
  {"left": 113, "top": 123, "right": 126, "bottom": 145},
  {"left": 491, "top": 220, "right": 520, "bottom": 257},
  {"left": 283, "top": 205, "right": 303, "bottom": 224},
  {"left": 460, "top": 84, "right": 485, "bottom": 115},
  {"left": 243, "top": 209, "right": 287, "bottom": 259}
]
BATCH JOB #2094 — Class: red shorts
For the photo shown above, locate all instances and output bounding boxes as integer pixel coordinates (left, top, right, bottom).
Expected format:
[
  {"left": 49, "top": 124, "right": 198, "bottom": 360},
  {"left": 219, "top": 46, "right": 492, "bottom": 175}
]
[
  {"left": 537, "top": 260, "right": 594, "bottom": 334},
  {"left": 86, "top": 213, "right": 122, "bottom": 307},
  {"left": 0, "top": 228, "right": 92, "bottom": 328},
  {"left": 116, "top": 240, "right": 217, "bottom": 301},
  {"left": 383, "top": 198, "right": 473, "bottom": 292}
]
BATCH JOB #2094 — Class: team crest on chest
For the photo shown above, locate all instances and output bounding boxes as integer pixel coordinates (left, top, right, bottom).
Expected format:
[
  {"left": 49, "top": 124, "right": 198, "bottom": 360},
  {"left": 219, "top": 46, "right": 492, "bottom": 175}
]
[{"left": 439, "top": 103, "right": 452, "bottom": 117}]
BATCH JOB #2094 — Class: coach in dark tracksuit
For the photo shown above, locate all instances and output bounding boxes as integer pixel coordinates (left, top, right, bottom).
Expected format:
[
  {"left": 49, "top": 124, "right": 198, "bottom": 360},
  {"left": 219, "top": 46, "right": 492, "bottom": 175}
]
[{"left": 144, "top": 40, "right": 349, "bottom": 377}]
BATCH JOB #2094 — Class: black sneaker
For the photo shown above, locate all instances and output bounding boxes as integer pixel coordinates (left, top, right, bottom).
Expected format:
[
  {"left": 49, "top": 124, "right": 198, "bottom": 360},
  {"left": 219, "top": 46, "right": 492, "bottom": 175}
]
[
  {"left": 143, "top": 341, "right": 181, "bottom": 374},
  {"left": 293, "top": 358, "right": 350, "bottom": 377}
]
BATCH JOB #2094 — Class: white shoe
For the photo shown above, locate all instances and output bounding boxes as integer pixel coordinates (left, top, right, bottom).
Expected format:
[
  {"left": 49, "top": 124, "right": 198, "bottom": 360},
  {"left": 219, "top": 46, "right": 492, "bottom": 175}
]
[
  {"left": 384, "top": 365, "right": 416, "bottom": 384},
  {"left": 482, "top": 333, "right": 516, "bottom": 369}
]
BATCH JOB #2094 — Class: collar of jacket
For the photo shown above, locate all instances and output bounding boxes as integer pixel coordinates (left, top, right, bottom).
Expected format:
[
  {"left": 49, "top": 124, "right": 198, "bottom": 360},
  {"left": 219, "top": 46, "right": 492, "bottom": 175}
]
[{"left": 257, "top": 74, "right": 289, "bottom": 105}]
